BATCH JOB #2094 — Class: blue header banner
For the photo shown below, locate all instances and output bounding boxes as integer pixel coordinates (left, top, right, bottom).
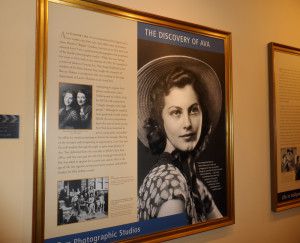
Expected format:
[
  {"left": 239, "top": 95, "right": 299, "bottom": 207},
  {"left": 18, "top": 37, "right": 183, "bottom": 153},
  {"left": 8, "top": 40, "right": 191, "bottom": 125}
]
[
  {"left": 138, "top": 23, "right": 224, "bottom": 53},
  {"left": 45, "top": 213, "right": 188, "bottom": 243}
]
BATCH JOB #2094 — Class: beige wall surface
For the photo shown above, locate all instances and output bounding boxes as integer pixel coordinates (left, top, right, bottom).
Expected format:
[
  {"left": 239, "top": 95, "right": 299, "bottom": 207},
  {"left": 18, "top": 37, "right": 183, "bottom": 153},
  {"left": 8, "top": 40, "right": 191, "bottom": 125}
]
[{"left": 1, "top": 0, "right": 300, "bottom": 242}]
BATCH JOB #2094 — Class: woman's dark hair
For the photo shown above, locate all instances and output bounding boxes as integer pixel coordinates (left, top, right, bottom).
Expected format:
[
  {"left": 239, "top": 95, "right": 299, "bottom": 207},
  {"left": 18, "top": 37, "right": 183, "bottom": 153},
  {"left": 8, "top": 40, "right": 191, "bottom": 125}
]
[
  {"left": 144, "top": 67, "right": 210, "bottom": 154},
  {"left": 77, "top": 89, "right": 90, "bottom": 104},
  {"left": 63, "top": 89, "right": 74, "bottom": 97},
  {"left": 62, "top": 89, "right": 76, "bottom": 106}
]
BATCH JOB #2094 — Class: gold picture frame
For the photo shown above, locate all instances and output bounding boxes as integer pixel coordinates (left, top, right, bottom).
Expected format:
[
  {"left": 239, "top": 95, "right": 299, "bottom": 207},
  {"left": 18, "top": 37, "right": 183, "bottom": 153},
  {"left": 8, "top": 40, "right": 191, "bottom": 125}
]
[
  {"left": 33, "top": 0, "right": 234, "bottom": 242},
  {"left": 269, "top": 42, "right": 300, "bottom": 212}
]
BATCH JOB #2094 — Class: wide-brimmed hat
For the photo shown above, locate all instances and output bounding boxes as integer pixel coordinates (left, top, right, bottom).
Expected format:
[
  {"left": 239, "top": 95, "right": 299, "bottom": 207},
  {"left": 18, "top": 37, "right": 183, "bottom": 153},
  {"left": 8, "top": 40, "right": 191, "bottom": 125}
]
[{"left": 138, "top": 55, "right": 222, "bottom": 148}]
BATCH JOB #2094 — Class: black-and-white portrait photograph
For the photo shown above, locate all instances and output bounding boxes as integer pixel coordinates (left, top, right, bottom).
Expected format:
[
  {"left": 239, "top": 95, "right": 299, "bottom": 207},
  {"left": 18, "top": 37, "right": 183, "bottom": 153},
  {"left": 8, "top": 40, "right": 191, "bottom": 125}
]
[
  {"left": 281, "top": 147, "right": 296, "bottom": 173},
  {"left": 57, "top": 177, "right": 108, "bottom": 225},
  {"left": 295, "top": 155, "right": 300, "bottom": 180},
  {"left": 58, "top": 83, "right": 92, "bottom": 129},
  {"left": 137, "top": 23, "right": 227, "bottom": 224}
]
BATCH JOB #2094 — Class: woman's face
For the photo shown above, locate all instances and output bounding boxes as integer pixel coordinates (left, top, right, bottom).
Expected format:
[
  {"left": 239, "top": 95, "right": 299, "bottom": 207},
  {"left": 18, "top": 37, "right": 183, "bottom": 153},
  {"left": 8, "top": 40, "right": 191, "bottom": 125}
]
[
  {"left": 162, "top": 84, "right": 202, "bottom": 153},
  {"left": 77, "top": 92, "right": 86, "bottom": 106},
  {"left": 64, "top": 92, "right": 73, "bottom": 106}
]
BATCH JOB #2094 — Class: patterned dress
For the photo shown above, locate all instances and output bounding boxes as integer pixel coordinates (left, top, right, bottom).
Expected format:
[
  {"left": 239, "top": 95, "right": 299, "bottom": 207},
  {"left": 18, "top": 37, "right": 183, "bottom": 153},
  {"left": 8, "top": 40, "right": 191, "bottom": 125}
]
[
  {"left": 79, "top": 104, "right": 92, "bottom": 129},
  {"left": 59, "top": 107, "right": 80, "bottom": 129},
  {"left": 138, "top": 152, "right": 215, "bottom": 223}
]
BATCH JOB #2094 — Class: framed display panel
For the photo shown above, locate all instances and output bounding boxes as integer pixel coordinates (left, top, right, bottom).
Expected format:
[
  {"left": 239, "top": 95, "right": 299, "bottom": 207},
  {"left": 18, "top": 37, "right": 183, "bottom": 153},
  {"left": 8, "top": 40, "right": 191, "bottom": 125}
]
[
  {"left": 269, "top": 42, "right": 300, "bottom": 212},
  {"left": 33, "top": 0, "right": 234, "bottom": 242}
]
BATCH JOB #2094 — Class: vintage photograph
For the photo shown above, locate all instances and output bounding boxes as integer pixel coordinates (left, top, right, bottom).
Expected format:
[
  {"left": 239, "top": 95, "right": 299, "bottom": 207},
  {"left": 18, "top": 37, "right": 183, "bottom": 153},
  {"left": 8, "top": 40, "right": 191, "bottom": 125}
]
[
  {"left": 57, "top": 177, "right": 109, "bottom": 225},
  {"left": 295, "top": 155, "right": 300, "bottom": 180},
  {"left": 137, "top": 23, "right": 227, "bottom": 224},
  {"left": 280, "top": 147, "right": 300, "bottom": 181},
  {"left": 280, "top": 147, "right": 296, "bottom": 173},
  {"left": 58, "top": 83, "right": 92, "bottom": 129}
]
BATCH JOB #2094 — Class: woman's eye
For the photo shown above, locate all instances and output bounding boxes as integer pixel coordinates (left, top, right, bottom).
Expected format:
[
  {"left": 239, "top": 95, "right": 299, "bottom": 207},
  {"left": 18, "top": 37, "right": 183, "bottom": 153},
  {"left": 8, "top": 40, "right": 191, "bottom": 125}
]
[
  {"left": 170, "top": 110, "right": 181, "bottom": 117},
  {"left": 190, "top": 106, "right": 200, "bottom": 114}
]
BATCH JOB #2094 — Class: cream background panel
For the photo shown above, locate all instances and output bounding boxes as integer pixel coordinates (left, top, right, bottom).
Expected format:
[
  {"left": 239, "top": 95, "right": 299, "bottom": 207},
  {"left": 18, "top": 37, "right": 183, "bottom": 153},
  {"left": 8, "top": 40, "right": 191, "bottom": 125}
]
[
  {"left": 45, "top": 2, "right": 137, "bottom": 238},
  {"left": 274, "top": 51, "right": 300, "bottom": 193}
]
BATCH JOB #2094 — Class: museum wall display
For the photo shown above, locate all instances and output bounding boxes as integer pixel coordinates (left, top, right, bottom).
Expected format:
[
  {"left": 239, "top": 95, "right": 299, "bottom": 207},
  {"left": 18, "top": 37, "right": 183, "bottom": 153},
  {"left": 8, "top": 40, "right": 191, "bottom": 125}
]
[{"left": 1, "top": 0, "right": 300, "bottom": 242}]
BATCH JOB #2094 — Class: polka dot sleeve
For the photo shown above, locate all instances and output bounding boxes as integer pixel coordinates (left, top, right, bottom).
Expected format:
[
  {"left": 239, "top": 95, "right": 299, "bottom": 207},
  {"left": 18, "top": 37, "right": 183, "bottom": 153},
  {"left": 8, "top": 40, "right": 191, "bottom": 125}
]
[{"left": 138, "top": 163, "right": 190, "bottom": 220}]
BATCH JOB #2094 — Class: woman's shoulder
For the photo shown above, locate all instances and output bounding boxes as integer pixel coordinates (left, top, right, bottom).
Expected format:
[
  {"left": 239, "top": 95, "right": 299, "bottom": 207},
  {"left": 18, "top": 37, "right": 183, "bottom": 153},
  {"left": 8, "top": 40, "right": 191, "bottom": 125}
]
[
  {"left": 84, "top": 104, "right": 92, "bottom": 113},
  {"left": 138, "top": 154, "right": 189, "bottom": 220},
  {"left": 145, "top": 153, "right": 185, "bottom": 184},
  {"left": 139, "top": 152, "right": 188, "bottom": 188},
  {"left": 59, "top": 107, "right": 65, "bottom": 114}
]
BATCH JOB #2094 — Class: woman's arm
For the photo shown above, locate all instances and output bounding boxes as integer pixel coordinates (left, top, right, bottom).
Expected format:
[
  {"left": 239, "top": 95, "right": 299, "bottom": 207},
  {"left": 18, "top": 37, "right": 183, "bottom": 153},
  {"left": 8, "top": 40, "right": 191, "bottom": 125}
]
[
  {"left": 157, "top": 199, "right": 184, "bottom": 218},
  {"left": 195, "top": 178, "right": 223, "bottom": 220}
]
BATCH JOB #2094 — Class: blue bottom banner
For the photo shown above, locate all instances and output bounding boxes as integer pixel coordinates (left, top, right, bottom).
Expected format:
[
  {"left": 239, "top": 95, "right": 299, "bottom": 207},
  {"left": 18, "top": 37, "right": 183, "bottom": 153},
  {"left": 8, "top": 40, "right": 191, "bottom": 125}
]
[
  {"left": 277, "top": 188, "right": 300, "bottom": 203},
  {"left": 45, "top": 213, "right": 188, "bottom": 243}
]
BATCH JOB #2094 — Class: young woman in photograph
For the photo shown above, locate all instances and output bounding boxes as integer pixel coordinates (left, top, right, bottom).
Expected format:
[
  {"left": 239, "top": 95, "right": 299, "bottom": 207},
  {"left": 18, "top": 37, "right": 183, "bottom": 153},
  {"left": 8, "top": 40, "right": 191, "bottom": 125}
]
[
  {"left": 77, "top": 89, "right": 92, "bottom": 129},
  {"left": 137, "top": 55, "right": 223, "bottom": 223},
  {"left": 59, "top": 90, "right": 80, "bottom": 129}
]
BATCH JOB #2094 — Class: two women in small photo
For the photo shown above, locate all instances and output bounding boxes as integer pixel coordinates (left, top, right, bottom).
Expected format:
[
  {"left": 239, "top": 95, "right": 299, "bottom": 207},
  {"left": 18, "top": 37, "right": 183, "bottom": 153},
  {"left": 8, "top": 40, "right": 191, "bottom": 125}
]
[
  {"left": 59, "top": 85, "right": 92, "bottom": 129},
  {"left": 281, "top": 148, "right": 296, "bottom": 173},
  {"left": 137, "top": 55, "right": 223, "bottom": 224}
]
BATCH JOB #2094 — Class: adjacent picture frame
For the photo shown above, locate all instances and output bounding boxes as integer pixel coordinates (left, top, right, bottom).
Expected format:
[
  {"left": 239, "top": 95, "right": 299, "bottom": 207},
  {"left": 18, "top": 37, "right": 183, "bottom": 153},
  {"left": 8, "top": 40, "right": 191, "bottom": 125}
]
[
  {"left": 269, "top": 42, "right": 300, "bottom": 212},
  {"left": 33, "top": 0, "right": 234, "bottom": 242}
]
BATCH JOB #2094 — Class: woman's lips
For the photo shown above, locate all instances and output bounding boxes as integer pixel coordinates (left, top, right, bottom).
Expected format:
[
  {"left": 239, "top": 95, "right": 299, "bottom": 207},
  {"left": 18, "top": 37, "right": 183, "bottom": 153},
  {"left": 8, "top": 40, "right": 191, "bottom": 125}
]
[{"left": 180, "top": 133, "right": 195, "bottom": 138}]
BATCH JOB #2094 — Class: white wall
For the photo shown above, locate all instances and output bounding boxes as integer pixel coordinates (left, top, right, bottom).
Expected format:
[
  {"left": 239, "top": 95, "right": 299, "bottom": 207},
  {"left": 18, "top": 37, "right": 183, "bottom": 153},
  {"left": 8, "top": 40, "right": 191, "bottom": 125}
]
[{"left": 1, "top": 0, "right": 300, "bottom": 242}]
